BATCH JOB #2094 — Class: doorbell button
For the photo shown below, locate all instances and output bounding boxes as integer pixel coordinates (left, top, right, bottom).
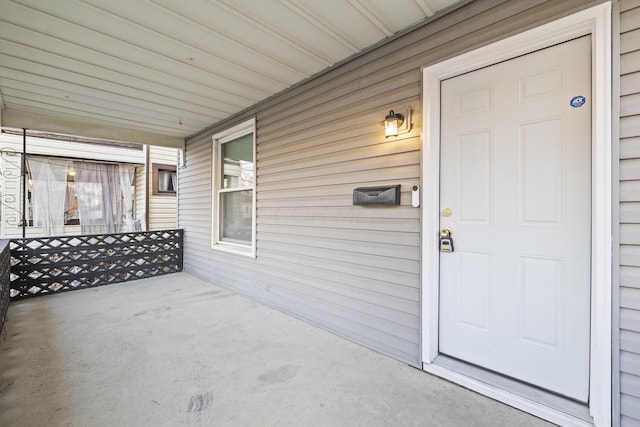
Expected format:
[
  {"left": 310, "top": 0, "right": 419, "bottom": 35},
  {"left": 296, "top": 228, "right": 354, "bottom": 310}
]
[{"left": 411, "top": 185, "right": 420, "bottom": 207}]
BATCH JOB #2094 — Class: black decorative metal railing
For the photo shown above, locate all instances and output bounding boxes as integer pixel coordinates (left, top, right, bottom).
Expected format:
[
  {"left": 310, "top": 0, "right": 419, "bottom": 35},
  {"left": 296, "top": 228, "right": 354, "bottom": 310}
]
[
  {"left": 0, "top": 147, "right": 24, "bottom": 228},
  {"left": 9, "top": 229, "right": 183, "bottom": 299},
  {"left": 0, "top": 240, "right": 11, "bottom": 333}
]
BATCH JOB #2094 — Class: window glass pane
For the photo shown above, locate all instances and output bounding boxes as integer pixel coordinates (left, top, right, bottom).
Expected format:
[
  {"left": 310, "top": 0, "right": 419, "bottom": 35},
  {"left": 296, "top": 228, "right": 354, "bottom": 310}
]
[
  {"left": 222, "top": 133, "right": 253, "bottom": 189},
  {"left": 220, "top": 190, "right": 253, "bottom": 243},
  {"left": 158, "top": 170, "right": 175, "bottom": 192},
  {"left": 64, "top": 182, "right": 79, "bottom": 225}
]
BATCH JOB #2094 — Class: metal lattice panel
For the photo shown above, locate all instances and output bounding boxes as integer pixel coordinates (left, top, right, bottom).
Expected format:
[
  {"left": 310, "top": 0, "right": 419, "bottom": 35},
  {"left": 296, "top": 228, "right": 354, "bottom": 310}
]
[
  {"left": 0, "top": 241, "right": 11, "bottom": 332},
  {"left": 9, "top": 229, "right": 183, "bottom": 300}
]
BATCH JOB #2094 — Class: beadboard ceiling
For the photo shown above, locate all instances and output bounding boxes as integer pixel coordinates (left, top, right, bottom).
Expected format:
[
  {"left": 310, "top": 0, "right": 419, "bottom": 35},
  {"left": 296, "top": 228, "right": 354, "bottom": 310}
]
[{"left": 0, "top": 0, "right": 461, "bottom": 147}]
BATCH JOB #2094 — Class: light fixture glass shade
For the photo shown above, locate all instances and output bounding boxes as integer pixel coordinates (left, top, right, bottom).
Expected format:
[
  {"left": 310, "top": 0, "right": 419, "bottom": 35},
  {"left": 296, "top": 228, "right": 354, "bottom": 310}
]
[{"left": 384, "top": 110, "right": 404, "bottom": 138}]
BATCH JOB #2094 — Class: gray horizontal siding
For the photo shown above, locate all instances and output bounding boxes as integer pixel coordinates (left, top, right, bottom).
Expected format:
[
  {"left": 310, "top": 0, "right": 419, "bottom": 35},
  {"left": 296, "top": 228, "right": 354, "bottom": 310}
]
[
  {"left": 181, "top": 0, "right": 606, "bottom": 367},
  {"left": 621, "top": 0, "right": 640, "bottom": 424},
  {"left": 178, "top": 137, "right": 213, "bottom": 280},
  {"left": 148, "top": 146, "right": 178, "bottom": 230}
]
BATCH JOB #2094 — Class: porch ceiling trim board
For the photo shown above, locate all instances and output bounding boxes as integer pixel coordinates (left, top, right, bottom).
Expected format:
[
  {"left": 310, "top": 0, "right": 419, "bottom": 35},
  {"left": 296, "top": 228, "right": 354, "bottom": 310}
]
[{"left": 1, "top": 109, "right": 184, "bottom": 148}]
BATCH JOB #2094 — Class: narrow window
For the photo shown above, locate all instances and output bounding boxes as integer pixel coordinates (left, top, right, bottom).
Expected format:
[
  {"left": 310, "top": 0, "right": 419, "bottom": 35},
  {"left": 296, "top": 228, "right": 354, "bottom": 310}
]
[
  {"left": 212, "top": 118, "right": 256, "bottom": 256},
  {"left": 152, "top": 163, "right": 177, "bottom": 195}
]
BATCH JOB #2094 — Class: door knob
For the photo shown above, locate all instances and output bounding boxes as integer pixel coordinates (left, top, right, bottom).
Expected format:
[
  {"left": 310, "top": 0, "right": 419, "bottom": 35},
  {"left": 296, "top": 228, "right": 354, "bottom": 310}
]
[{"left": 439, "top": 228, "right": 454, "bottom": 252}]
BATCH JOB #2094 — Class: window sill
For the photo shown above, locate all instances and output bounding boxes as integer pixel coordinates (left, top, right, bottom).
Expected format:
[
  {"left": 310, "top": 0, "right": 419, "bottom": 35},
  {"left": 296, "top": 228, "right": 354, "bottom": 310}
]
[{"left": 212, "top": 242, "right": 255, "bottom": 258}]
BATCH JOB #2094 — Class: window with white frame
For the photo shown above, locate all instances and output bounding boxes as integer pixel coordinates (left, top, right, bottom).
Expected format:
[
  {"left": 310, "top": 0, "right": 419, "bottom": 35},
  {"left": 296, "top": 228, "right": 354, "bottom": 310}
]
[{"left": 212, "top": 118, "right": 256, "bottom": 256}]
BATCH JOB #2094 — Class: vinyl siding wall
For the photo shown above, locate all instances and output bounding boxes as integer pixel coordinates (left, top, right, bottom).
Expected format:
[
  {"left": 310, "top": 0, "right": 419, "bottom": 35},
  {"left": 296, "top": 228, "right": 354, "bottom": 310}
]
[
  {"left": 619, "top": 0, "right": 640, "bottom": 424},
  {"left": 135, "top": 162, "right": 146, "bottom": 228},
  {"left": 148, "top": 145, "right": 178, "bottom": 230},
  {"left": 180, "top": 0, "right": 605, "bottom": 366}
]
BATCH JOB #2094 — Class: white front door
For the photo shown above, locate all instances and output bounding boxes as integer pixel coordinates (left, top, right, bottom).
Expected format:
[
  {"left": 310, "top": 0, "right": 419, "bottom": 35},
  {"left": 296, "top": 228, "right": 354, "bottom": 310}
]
[{"left": 438, "top": 36, "right": 592, "bottom": 402}]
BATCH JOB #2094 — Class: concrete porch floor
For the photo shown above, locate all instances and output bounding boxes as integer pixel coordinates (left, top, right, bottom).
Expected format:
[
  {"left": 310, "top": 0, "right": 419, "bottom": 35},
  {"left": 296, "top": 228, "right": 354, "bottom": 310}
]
[{"left": 0, "top": 273, "right": 552, "bottom": 427}]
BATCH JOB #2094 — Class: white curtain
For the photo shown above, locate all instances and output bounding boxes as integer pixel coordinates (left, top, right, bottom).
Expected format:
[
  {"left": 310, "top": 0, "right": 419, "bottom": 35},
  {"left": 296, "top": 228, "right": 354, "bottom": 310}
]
[
  {"left": 134, "top": 215, "right": 145, "bottom": 232},
  {"left": 118, "top": 164, "right": 136, "bottom": 231},
  {"left": 171, "top": 171, "right": 177, "bottom": 193},
  {"left": 158, "top": 171, "right": 171, "bottom": 192},
  {"left": 28, "top": 157, "right": 69, "bottom": 236},
  {"left": 75, "top": 162, "right": 121, "bottom": 235}
]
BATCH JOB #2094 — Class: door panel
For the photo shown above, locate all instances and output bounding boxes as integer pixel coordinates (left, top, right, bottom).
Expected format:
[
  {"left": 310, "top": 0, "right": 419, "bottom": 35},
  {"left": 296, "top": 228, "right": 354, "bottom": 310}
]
[
  {"left": 458, "top": 132, "right": 491, "bottom": 223},
  {"left": 457, "top": 251, "right": 491, "bottom": 330},
  {"left": 438, "top": 36, "right": 591, "bottom": 401},
  {"left": 519, "top": 119, "right": 563, "bottom": 224}
]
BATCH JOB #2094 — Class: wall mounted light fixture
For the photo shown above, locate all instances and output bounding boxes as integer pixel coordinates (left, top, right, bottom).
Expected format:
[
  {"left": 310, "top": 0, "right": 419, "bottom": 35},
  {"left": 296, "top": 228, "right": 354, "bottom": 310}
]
[{"left": 381, "top": 108, "right": 412, "bottom": 138}]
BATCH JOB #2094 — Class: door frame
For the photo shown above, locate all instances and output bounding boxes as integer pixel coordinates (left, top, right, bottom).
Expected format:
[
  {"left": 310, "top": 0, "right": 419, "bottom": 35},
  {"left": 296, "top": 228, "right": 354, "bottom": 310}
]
[{"left": 420, "top": 4, "right": 611, "bottom": 426}]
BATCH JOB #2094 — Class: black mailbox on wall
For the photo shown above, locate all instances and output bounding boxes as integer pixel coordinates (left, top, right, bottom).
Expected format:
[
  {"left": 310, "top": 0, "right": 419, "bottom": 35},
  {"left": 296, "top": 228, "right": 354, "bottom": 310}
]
[{"left": 353, "top": 185, "right": 401, "bottom": 206}]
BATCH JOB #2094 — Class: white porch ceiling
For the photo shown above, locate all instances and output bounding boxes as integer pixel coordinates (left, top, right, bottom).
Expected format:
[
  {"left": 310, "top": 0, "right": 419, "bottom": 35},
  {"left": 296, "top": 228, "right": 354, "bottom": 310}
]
[{"left": 0, "top": 0, "right": 461, "bottom": 147}]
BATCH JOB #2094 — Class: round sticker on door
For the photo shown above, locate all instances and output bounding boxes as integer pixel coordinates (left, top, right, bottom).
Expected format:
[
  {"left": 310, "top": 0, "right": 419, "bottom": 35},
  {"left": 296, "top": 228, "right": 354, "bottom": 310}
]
[{"left": 570, "top": 95, "right": 586, "bottom": 108}]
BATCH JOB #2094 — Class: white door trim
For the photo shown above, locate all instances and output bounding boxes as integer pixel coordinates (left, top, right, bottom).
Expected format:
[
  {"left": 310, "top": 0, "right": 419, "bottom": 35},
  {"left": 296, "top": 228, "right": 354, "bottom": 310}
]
[{"left": 420, "top": 4, "right": 612, "bottom": 426}]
